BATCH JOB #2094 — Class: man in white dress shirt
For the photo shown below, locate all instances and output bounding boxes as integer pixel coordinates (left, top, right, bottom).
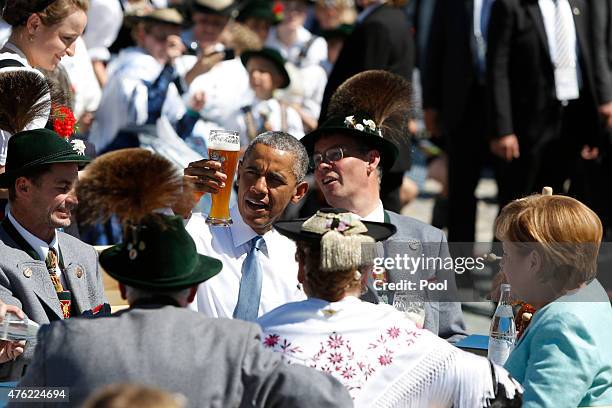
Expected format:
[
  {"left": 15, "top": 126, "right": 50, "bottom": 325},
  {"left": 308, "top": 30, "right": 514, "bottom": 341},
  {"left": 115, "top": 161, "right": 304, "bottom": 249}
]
[{"left": 184, "top": 131, "right": 309, "bottom": 319}]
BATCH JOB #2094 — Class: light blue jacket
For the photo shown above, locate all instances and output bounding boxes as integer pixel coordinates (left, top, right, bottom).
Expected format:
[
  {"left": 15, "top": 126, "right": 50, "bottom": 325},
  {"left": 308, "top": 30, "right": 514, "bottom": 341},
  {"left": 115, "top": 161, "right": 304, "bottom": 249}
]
[{"left": 505, "top": 279, "right": 612, "bottom": 407}]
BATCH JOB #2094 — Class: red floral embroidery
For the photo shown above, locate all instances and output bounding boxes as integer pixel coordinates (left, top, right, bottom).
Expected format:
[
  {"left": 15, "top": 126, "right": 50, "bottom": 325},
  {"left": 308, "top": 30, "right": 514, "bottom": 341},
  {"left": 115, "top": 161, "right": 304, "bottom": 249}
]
[
  {"left": 378, "top": 352, "right": 393, "bottom": 366},
  {"left": 342, "top": 366, "right": 356, "bottom": 379},
  {"left": 263, "top": 334, "right": 280, "bottom": 348},
  {"left": 387, "top": 326, "right": 400, "bottom": 339},
  {"left": 327, "top": 333, "right": 344, "bottom": 349},
  {"left": 279, "top": 338, "right": 302, "bottom": 354},
  {"left": 328, "top": 352, "right": 343, "bottom": 364},
  {"left": 262, "top": 325, "right": 422, "bottom": 399}
]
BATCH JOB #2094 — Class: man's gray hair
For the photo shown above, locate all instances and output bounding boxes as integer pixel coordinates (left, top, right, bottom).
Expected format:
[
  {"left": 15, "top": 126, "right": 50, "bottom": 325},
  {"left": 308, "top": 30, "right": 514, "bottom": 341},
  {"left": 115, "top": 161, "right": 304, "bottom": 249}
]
[
  {"left": 243, "top": 131, "right": 309, "bottom": 183},
  {"left": 124, "top": 286, "right": 191, "bottom": 305}
]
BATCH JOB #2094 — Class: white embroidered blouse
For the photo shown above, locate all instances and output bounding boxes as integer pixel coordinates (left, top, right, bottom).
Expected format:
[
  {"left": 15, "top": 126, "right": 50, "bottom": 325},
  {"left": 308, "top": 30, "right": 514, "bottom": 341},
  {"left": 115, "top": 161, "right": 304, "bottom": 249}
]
[{"left": 258, "top": 296, "right": 522, "bottom": 407}]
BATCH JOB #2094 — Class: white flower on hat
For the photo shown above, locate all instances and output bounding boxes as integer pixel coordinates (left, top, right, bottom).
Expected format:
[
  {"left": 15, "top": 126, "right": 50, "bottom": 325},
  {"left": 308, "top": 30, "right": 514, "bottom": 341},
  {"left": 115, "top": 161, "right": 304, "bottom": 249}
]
[
  {"left": 71, "top": 139, "right": 86, "bottom": 156},
  {"left": 363, "top": 119, "right": 376, "bottom": 130},
  {"left": 355, "top": 124, "right": 364, "bottom": 131},
  {"left": 344, "top": 115, "right": 356, "bottom": 126}
]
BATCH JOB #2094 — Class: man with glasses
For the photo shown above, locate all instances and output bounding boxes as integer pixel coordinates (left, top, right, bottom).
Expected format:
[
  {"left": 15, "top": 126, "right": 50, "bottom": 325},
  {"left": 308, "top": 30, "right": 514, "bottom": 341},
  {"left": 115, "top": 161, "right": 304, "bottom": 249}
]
[{"left": 301, "top": 70, "right": 467, "bottom": 342}]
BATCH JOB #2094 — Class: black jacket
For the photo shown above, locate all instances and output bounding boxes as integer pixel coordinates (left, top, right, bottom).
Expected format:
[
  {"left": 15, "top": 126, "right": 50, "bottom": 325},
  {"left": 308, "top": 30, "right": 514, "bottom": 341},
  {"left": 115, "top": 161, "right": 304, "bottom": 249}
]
[
  {"left": 486, "top": 0, "right": 600, "bottom": 146},
  {"left": 319, "top": 4, "right": 415, "bottom": 122}
]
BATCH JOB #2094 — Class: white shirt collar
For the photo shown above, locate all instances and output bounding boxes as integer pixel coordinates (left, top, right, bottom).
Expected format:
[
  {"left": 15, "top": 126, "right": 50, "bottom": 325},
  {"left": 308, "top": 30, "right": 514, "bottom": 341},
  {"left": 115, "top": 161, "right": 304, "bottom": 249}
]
[
  {"left": 7, "top": 211, "right": 59, "bottom": 262},
  {"left": 360, "top": 200, "right": 385, "bottom": 222},
  {"left": 228, "top": 205, "right": 273, "bottom": 256}
]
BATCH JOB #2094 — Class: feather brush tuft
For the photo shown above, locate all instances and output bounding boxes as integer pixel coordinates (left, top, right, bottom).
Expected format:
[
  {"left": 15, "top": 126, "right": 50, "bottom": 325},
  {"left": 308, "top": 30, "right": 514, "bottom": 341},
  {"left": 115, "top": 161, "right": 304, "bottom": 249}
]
[
  {"left": 76, "top": 148, "right": 187, "bottom": 226},
  {"left": 0, "top": 70, "right": 51, "bottom": 134},
  {"left": 328, "top": 70, "right": 412, "bottom": 144}
]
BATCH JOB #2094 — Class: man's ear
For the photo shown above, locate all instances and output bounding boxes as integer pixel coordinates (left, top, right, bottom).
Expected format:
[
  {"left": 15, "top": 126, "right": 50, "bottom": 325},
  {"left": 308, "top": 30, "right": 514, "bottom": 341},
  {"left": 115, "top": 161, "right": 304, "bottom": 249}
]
[
  {"left": 366, "top": 150, "right": 381, "bottom": 174},
  {"left": 133, "top": 24, "right": 147, "bottom": 46},
  {"left": 187, "top": 286, "right": 198, "bottom": 303},
  {"left": 119, "top": 283, "right": 127, "bottom": 300},
  {"left": 236, "top": 160, "right": 244, "bottom": 184},
  {"left": 14, "top": 177, "right": 31, "bottom": 198},
  {"left": 291, "top": 181, "right": 309, "bottom": 203}
]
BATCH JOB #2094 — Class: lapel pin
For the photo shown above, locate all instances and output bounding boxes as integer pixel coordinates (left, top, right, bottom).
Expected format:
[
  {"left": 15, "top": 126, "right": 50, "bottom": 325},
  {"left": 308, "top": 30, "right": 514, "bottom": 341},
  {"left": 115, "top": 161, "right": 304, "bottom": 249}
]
[
  {"left": 23, "top": 267, "right": 33, "bottom": 278},
  {"left": 573, "top": 7, "right": 580, "bottom": 15},
  {"left": 75, "top": 266, "right": 84, "bottom": 279},
  {"left": 408, "top": 241, "right": 419, "bottom": 251}
]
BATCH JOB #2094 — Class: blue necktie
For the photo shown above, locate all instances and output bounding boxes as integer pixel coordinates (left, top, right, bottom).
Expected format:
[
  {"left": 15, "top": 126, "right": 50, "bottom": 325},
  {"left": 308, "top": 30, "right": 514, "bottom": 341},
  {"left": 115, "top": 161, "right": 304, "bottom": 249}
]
[
  {"left": 233, "top": 236, "right": 264, "bottom": 321},
  {"left": 477, "top": 0, "right": 495, "bottom": 77},
  {"left": 481, "top": 0, "right": 494, "bottom": 39}
]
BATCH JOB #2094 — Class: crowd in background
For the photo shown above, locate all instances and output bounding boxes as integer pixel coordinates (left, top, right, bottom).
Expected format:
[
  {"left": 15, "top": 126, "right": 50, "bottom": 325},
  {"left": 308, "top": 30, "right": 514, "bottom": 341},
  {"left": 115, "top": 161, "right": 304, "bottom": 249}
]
[{"left": 3, "top": 0, "right": 612, "bottom": 248}]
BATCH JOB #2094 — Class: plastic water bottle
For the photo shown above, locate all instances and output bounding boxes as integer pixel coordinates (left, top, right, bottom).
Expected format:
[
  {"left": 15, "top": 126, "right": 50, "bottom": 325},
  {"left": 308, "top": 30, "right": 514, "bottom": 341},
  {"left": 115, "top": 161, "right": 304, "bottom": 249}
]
[
  {"left": 488, "top": 284, "right": 516, "bottom": 365},
  {"left": 0, "top": 311, "right": 39, "bottom": 341}
]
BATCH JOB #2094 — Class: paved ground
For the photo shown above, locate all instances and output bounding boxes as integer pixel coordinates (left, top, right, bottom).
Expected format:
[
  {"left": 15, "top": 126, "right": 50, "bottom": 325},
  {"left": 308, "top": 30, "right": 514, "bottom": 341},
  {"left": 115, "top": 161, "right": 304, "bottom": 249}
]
[{"left": 401, "top": 177, "right": 499, "bottom": 335}]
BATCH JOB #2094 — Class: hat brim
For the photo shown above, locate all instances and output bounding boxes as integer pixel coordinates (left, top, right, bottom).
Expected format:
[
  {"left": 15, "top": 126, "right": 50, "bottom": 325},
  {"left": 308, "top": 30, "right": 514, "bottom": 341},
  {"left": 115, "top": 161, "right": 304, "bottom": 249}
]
[
  {"left": 301, "top": 126, "right": 399, "bottom": 170},
  {"left": 274, "top": 217, "right": 396, "bottom": 243},
  {"left": 241, "top": 50, "right": 290, "bottom": 89},
  {"left": 125, "top": 15, "right": 184, "bottom": 27},
  {"left": 192, "top": 3, "right": 236, "bottom": 16},
  {"left": 100, "top": 246, "right": 223, "bottom": 291},
  {"left": 0, "top": 152, "right": 91, "bottom": 188}
]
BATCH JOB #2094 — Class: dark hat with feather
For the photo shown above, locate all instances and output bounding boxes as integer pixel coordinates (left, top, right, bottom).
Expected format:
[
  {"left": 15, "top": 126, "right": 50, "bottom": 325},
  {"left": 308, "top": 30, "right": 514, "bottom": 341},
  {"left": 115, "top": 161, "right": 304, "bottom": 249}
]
[
  {"left": 301, "top": 70, "right": 412, "bottom": 171},
  {"left": 76, "top": 148, "right": 223, "bottom": 291}
]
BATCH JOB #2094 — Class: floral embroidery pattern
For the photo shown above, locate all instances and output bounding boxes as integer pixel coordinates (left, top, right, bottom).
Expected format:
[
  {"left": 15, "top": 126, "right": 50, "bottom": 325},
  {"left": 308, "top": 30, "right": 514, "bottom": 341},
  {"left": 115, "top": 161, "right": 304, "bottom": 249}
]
[
  {"left": 263, "top": 334, "right": 279, "bottom": 347},
  {"left": 263, "top": 328, "right": 422, "bottom": 398}
]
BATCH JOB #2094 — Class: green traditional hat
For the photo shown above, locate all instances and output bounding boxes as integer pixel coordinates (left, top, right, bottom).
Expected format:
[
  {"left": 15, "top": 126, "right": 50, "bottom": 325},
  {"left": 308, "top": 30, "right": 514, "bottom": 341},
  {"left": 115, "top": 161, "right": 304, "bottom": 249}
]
[
  {"left": 321, "top": 24, "right": 354, "bottom": 40},
  {"left": 192, "top": 0, "right": 238, "bottom": 16},
  {"left": 274, "top": 208, "right": 396, "bottom": 271},
  {"left": 125, "top": 7, "right": 185, "bottom": 27},
  {"left": 0, "top": 128, "right": 90, "bottom": 188},
  {"left": 300, "top": 113, "right": 399, "bottom": 170},
  {"left": 241, "top": 47, "right": 290, "bottom": 88},
  {"left": 100, "top": 215, "right": 223, "bottom": 291},
  {"left": 237, "top": 0, "right": 280, "bottom": 24}
]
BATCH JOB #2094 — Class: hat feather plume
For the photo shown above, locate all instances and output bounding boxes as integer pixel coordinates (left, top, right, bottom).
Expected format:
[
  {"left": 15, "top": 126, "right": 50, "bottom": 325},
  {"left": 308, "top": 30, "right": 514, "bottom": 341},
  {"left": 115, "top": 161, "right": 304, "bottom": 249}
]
[
  {"left": 0, "top": 70, "right": 51, "bottom": 134},
  {"left": 76, "top": 148, "right": 187, "bottom": 226},
  {"left": 327, "top": 70, "right": 412, "bottom": 144}
]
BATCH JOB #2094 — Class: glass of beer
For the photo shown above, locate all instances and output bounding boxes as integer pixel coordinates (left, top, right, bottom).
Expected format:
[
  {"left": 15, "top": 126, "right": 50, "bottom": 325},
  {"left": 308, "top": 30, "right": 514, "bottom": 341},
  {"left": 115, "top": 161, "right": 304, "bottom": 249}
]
[{"left": 206, "top": 129, "right": 240, "bottom": 226}]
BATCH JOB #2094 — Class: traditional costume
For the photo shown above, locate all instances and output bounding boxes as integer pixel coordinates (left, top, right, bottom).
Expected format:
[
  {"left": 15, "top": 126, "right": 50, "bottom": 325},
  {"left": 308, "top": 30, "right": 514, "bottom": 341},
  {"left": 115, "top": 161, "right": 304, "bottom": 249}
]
[
  {"left": 12, "top": 148, "right": 353, "bottom": 408},
  {"left": 259, "top": 209, "right": 523, "bottom": 407}
]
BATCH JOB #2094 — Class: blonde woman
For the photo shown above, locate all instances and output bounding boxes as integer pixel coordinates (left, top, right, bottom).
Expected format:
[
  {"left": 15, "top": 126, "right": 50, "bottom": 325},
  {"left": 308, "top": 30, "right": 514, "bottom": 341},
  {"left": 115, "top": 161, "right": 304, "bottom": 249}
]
[
  {"left": 1, "top": 0, "right": 88, "bottom": 168},
  {"left": 496, "top": 194, "right": 612, "bottom": 407}
]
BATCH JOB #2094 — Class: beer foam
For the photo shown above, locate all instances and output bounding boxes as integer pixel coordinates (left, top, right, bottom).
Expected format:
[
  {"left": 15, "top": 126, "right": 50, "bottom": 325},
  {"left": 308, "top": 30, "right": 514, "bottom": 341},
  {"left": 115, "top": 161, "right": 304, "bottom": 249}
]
[{"left": 208, "top": 130, "right": 240, "bottom": 151}]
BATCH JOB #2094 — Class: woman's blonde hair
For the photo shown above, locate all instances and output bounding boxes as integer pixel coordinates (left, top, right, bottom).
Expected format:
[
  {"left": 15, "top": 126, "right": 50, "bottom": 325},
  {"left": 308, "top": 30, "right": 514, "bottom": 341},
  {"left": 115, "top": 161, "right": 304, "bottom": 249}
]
[
  {"left": 495, "top": 194, "right": 603, "bottom": 290},
  {"left": 4, "top": 0, "right": 88, "bottom": 27}
]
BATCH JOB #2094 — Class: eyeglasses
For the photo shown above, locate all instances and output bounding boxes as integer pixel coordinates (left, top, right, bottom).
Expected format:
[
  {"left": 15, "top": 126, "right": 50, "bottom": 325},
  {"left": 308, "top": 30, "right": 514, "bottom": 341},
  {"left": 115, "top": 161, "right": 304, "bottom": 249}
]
[{"left": 311, "top": 146, "right": 359, "bottom": 169}]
